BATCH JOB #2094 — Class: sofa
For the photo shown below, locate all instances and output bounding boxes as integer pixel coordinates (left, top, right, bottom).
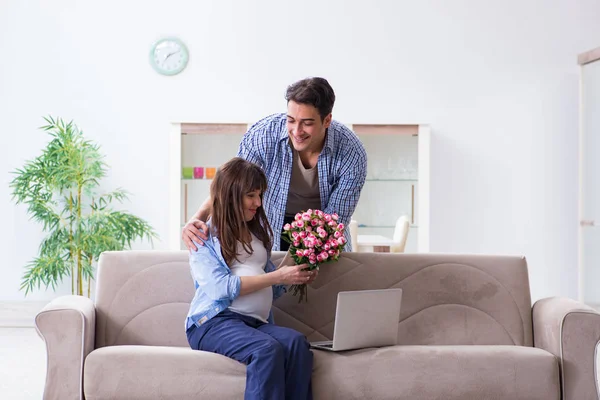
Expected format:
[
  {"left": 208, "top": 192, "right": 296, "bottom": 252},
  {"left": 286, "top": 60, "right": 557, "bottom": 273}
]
[{"left": 35, "top": 251, "right": 600, "bottom": 399}]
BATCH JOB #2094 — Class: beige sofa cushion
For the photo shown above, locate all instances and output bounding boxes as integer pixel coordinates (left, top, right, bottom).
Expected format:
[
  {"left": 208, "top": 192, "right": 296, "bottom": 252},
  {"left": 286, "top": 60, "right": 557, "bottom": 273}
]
[
  {"left": 272, "top": 253, "right": 533, "bottom": 346},
  {"left": 313, "top": 345, "right": 559, "bottom": 400},
  {"left": 83, "top": 345, "right": 558, "bottom": 400},
  {"left": 95, "top": 252, "right": 533, "bottom": 348},
  {"left": 95, "top": 251, "right": 193, "bottom": 348},
  {"left": 84, "top": 346, "right": 246, "bottom": 400}
]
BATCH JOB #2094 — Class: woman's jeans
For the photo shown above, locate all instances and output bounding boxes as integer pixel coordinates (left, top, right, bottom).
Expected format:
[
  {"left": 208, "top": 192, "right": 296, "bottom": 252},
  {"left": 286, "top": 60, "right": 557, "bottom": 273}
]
[{"left": 187, "top": 309, "right": 313, "bottom": 400}]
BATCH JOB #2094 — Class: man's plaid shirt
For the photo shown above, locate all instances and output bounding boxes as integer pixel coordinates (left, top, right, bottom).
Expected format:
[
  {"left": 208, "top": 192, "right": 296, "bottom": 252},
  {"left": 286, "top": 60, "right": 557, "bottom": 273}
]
[{"left": 237, "top": 113, "right": 367, "bottom": 251}]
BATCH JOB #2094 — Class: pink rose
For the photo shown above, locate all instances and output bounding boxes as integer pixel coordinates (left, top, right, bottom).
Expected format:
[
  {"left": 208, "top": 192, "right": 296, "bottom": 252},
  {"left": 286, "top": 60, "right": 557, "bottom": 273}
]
[
  {"left": 337, "top": 223, "right": 344, "bottom": 230},
  {"left": 283, "top": 223, "right": 291, "bottom": 231},
  {"left": 323, "top": 243, "right": 331, "bottom": 251},
  {"left": 293, "top": 241, "right": 300, "bottom": 247},
  {"left": 311, "top": 219, "right": 319, "bottom": 226},
  {"left": 337, "top": 237, "right": 346, "bottom": 245},
  {"left": 334, "top": 231, "right": 342, "bottom": 239},
  {"left": 324, "top": 214, "right": 332, "bottom": 222},
  {"left": 328, "top": 220, "right": 336, "bottom": 227},
  {"left": 296, "top": 249, "right": 304, "bottom": 257},
  {"left": 302, "top": 212, "right": 311, "bottom": 221},
  {"left": 332, "top": 213, "right": 339, "bottom": 221},
  {"left": 295, "top": 213, "right": 303, "bottom": 221},
  {"left": 296, "top": 220, "right": 304, "bottom": 228}
]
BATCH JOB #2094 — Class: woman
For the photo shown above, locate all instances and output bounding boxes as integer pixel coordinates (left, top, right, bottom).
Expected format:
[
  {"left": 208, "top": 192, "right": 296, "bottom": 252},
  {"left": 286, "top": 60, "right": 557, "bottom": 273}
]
[{"left": 186, "top": 157, "right": 316, "bottom": 400}]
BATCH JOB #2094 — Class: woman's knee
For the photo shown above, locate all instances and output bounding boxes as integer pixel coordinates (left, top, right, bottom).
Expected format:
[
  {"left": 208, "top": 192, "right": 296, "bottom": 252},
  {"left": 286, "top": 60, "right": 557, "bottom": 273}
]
[
  {"left": 285, "top": 330, "right": 310, "bottom": 350},
  {"left": 255, "top": 337, "right": 285, "bottom": 360}
]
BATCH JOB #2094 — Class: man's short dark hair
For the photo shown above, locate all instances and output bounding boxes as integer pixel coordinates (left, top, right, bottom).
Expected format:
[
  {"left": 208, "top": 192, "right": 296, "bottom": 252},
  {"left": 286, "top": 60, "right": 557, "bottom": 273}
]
[{"left": 285, "top": 77, "right": 336, "bottom": 121}]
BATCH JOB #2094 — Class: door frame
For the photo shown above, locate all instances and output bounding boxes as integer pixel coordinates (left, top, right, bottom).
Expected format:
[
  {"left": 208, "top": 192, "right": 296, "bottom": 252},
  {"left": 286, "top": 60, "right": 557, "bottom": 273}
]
[{"left": 578, "top": 46, "right": 600, "bottom": 302}]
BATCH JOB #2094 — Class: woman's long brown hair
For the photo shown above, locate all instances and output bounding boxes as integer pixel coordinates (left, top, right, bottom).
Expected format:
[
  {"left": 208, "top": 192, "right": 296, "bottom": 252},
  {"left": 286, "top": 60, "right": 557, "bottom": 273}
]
[{"left": 210, "top": 157, "right": 273, "bottom": 266}]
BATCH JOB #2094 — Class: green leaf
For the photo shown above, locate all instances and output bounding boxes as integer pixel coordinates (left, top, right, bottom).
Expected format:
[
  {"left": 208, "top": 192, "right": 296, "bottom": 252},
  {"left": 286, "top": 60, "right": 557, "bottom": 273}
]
[
  {"left": 11, "top": 116, "right": 158, "bottom": 297},
  {"left": 20, "top": 253, "right": 69, "bottom": 295}
]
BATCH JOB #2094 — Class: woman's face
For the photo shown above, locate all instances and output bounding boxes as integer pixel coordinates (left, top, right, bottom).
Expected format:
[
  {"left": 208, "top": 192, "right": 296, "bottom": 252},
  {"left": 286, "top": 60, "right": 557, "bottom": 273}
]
[{"left": 242, "top": 189, "right": 262, "bottom": 222}]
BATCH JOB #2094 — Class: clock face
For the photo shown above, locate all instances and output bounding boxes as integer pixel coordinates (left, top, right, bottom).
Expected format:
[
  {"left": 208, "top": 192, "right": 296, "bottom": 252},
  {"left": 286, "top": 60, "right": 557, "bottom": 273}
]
[{"left": 150, "top": 38, "right": 189, "bottom": 76}]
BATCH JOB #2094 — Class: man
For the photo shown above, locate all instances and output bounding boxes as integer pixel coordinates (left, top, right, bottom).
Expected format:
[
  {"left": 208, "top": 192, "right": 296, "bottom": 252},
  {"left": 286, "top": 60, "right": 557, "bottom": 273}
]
[{"left": 182, "top": 77, "right": 367, "bottom": 251}]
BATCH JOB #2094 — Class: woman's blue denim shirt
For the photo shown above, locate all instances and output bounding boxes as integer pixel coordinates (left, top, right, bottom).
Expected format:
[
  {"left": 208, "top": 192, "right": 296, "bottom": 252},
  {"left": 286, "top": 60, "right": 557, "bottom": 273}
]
[{"left": 185, "top": 224, "right": 287, "bottom": 330}]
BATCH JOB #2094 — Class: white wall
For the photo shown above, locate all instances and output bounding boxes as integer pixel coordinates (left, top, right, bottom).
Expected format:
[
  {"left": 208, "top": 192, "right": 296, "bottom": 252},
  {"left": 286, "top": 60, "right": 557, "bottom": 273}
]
[{"left": 1, "top": 0, "right": 599, "bottom": 303}]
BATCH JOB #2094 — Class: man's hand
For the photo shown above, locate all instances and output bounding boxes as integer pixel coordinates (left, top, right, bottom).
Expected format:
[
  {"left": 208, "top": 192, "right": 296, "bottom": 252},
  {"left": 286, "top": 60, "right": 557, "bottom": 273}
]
[
  {"left": 277, "top": 264, "right": 317, "bottom": 286},
  {"left": 182, "top": 219, "right": 209, "bottom": 251}
]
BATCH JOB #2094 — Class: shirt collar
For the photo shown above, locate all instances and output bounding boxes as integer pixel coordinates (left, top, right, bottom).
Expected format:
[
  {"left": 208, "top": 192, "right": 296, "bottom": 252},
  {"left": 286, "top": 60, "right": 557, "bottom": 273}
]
[
  {"left": 323, "top": 125, "right": 334, "bottom": 153},
  {"left": 278, "top": 114, "right": 289, "bottom": 142}
]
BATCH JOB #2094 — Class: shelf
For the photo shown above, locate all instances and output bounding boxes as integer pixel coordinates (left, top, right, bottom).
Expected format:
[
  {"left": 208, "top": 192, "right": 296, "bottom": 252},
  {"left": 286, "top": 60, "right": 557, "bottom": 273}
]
[
  {"left": 182, "top": 178, "right": 417, "bottom": 182},
  {"left": 181, "top": 123, "right": 248, "bottom": 135},
  {"left": 353, "top": 124, "right": 418, "bottom": 136},
  {"left": 179, "top": 223, "right": 419, "bottom": 229},
  {"left": 358, "top": 224, "right": 418, "bottom": 228},
  {"left": 183, "top": 178, "right": 417, "bottom": 182},
  {"left": 365, "top": 178, "right": 417, "bottom": 182},
  {"left": 184, "top": 179, "right": 417, "bottom": 182}
]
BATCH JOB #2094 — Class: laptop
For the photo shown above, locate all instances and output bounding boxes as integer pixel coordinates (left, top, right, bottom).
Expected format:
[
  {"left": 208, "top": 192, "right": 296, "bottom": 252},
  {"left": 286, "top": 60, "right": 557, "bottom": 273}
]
[{"left": 310, "top": 288, "right": 403, "bottom": 352}]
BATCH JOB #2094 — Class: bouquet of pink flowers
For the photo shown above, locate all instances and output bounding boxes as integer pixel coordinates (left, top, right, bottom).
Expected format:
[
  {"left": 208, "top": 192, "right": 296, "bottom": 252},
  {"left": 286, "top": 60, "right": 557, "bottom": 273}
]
[{"left": 281, "top": 209, "right": 347, "bottom": 302}]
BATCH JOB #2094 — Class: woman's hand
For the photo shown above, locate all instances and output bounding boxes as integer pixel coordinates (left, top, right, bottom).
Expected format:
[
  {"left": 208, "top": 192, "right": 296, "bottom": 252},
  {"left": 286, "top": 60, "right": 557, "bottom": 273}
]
[
  {"left": 306, "top": 267, "right": 319, "bottom": 284},
  {"left": 277, "top": 264, "right": 317, "bottom": 285}
]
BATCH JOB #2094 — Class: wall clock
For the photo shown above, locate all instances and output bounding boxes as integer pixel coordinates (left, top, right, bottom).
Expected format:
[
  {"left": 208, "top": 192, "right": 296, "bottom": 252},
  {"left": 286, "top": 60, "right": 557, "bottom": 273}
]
[{"left": 149, "top": 37, "right": 189, "bottom": 76}]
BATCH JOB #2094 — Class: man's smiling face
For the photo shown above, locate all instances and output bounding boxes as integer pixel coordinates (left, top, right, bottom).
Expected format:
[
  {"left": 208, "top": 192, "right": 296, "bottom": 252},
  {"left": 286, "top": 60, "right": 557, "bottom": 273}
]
[{"left": 286, "top": 100, "right": 331, "bottom": 154}]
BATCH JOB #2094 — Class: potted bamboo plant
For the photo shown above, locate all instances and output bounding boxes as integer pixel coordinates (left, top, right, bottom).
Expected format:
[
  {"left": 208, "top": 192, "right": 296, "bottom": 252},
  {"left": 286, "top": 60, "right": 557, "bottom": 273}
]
[{"left": 10, "top": 116, "right": 157, "bottom": 297}]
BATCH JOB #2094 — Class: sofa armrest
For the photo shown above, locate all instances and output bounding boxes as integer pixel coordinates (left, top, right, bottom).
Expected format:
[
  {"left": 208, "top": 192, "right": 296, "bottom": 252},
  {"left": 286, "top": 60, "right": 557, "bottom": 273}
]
[
  {"left": 35, "top": 295, "right": 96, "bottom": 400},
  {"left": 532, "top": 296, "right": 600, "bottom": 400}
]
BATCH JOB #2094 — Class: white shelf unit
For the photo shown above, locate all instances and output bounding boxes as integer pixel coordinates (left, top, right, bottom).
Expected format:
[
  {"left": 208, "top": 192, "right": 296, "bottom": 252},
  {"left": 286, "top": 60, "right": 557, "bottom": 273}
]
[
  {"left": 169, "top": 122, "right": 430, "bottom": 253},
  {"left": 350, "top": 124, "right": 430, "bottom": 253},
  {"left": 169, "top": 123, "right": 248, "bottom": 250}
]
